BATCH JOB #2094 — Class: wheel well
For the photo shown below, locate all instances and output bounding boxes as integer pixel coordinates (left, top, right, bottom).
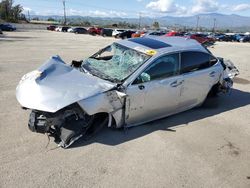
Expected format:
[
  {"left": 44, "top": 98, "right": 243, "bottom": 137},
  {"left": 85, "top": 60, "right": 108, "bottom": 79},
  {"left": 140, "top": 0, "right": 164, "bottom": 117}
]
[
  {"left": 85, "top": 113, "right": 115, "bottom": 137},
  {"left": 208, "top": 82, "right": 220, "bottom": 97}
]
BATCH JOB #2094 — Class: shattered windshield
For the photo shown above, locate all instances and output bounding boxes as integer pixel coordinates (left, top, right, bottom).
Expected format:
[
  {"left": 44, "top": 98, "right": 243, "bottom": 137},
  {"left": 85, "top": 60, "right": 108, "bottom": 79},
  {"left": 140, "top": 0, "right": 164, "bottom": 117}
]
[{"left": 82, "top": 43, "right": 151, "bottom": 82}]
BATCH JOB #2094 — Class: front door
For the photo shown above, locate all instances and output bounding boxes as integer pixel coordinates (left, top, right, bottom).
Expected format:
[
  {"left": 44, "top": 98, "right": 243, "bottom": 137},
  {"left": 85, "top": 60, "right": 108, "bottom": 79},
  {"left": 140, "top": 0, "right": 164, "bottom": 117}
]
[{"left": 125, "top": 53, "right": 183, "bottom": 126}]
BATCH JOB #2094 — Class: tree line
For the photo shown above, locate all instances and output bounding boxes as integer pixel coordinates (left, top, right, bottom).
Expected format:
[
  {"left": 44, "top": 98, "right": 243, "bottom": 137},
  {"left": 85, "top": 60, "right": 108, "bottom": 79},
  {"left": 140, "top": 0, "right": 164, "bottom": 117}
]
[{"left": 0, "top": 0, "right": 26, "bottom": 22}]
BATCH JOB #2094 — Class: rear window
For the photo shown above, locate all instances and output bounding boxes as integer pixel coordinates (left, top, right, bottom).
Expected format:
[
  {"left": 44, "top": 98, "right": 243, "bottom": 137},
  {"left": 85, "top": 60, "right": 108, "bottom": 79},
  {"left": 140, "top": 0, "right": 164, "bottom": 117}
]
[{"left": 181, "top": 51, "right": 217, "bottom": 73}]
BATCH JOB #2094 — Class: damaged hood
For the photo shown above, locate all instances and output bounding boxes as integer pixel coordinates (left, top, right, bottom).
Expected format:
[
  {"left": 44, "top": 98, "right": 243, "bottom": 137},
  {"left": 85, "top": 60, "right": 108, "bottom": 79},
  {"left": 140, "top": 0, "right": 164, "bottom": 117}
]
[{"left": 16, "top": 56, "right": 116, "bottom": 113}]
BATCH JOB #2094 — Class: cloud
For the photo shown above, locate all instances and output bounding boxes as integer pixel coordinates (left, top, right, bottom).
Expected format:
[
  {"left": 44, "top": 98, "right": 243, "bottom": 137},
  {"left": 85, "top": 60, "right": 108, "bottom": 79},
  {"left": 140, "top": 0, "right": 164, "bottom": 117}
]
[
  {"left": 23, "top": 7, "right": 31, "bottom": 12},
  {"left": 146, "top": 0, "right": 187, "bottom": 15},
  {"left": 232, "top": 4, "right": 250, "bottom": 12},
  {"left": 89, "top": 10, "right": 108, "bottom": 17},
  {"left": 22, "top": 7, "right": 37, "bottom": 15},
  {"left": 191, "top": 0, "right": 219, "bottom": 14},
  {"left": 87, "top": 10, "right": 127, "bottom": 17},
  {"left": 68, "top": 9, "right": 85, "bottom": 16},
  {"left": 146, "top": 0, "right": 176, "bottom": 12}
]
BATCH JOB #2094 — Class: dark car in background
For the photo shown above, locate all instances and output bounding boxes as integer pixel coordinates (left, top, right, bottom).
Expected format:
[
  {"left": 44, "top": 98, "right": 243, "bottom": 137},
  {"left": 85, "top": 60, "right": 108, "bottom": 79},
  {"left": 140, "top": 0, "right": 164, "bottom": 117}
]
[
  {"left": 117, "top": 30, "right": 136, "bottom": 39},
  {"left": 100, "top": 28, "right": 113, "bottom": 37},
  {"left": 212, "top": 33, "right": 225, "bottom": 41},
  {"left": 0, "top": 29, "right": 2, "bottom": 34},
  {"left": 0, "top": 23, "right": 16, "bottom": 31},
  {"left": 240, "top": 35, "right": 250, "bottom": 42},
  {"left": 146, "top": 31, "right": 167, "bottom": 36},
  {"left": 61, "top": 26, "right": 71, "bottom": 32},
  {"left": 235, "top": 34, "right": 245, "bottom": 42},
  {"left": 47, "top": 25, "right": 56, "bottom": 31},
  {"left": 73, "top": 27, "right": 88, "bottom": 34},
  {"left": 219, "top": 35, "right": 236, "bottom": 42}
]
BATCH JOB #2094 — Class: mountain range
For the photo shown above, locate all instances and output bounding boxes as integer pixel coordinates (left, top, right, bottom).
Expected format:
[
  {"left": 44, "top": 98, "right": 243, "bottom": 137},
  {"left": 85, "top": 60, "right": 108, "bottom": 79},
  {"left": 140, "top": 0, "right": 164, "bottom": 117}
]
[{"left": 32, "top": 13, "right": 250, "bottom": 31}]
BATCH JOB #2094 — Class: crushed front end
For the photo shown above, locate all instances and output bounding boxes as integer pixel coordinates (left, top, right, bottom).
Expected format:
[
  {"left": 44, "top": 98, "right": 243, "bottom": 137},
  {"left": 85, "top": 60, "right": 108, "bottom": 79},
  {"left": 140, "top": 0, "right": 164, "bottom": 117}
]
[{"left": 28, "top": 104, "right": 95, "bottom": 148}]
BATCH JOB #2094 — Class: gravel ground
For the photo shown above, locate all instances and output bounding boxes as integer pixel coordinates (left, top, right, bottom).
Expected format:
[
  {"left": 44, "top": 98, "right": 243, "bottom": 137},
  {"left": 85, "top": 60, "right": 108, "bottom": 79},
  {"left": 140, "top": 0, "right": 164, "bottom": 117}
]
[{"left": 0, "top": 30, "right": 250, "bottom": 188}]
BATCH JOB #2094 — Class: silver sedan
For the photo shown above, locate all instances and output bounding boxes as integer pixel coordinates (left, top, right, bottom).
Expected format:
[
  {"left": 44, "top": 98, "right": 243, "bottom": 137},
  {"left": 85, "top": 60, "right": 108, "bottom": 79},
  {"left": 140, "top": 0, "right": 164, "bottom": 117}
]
[{"left": 16, "top": 37, "right": 239, "bottom": 148}]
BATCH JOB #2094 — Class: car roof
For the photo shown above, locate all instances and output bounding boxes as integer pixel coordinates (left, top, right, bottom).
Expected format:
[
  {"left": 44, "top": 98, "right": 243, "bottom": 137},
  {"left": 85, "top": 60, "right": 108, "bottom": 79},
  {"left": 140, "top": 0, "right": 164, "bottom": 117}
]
[{"left": 116, "top": 36, "right": 207, "bottom": 55}]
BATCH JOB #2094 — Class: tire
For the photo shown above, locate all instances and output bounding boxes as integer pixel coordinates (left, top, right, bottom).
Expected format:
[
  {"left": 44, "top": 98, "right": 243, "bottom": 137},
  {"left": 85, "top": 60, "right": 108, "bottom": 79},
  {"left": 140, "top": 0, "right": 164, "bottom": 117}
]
[
  {"left": 207, "top": 83, "right": 220, "bottom": 98},
  {"left": 198, "top": 83, "right": 220, "bottom": 108}
]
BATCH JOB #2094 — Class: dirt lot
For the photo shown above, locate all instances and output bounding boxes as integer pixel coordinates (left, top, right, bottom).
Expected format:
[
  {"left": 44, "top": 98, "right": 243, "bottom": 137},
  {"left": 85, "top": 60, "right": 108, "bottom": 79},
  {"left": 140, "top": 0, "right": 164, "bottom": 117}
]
[{"left": 0, "top": 30, "right": 250, "bottom": 188}]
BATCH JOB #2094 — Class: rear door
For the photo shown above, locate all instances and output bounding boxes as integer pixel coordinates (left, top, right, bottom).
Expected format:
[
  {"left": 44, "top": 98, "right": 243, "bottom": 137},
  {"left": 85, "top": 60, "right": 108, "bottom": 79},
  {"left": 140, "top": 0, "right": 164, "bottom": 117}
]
[{"left": 179, "top": 51, "right": 221, "bottom": 109}]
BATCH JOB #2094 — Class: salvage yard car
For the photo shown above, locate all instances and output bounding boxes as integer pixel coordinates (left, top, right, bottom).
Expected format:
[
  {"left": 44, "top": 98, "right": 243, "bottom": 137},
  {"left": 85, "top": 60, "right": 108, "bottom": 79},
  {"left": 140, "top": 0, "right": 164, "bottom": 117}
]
[
  {"left": 0, "top": 23, "right": 16, "bottom": 31},
  {"left": 16, "top": 37, "right": 239, "bottom": 148}
]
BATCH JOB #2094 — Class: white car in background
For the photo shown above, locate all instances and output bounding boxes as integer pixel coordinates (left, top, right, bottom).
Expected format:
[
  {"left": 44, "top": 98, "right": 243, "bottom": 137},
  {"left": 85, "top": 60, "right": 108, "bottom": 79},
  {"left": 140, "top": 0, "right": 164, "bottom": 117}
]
[
  {"left": 67, "top": 27, "right": 74, "bottom": 32},
  {"left": 55, "top": 27, "right": 61, "bottom": 32},
  {"left": 112, "top": 29, "right": 126, "bottom": 38}
]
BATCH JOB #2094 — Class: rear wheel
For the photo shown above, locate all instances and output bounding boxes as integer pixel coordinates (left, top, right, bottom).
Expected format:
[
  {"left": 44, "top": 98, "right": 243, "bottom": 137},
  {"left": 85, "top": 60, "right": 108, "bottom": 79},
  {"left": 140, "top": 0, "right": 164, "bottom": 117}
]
[
  {"left": 207, "top": 83, "right": 220, "bottom": 97},
  {"left": 199, "top": 83, "right": 220, "bottom": 107}
]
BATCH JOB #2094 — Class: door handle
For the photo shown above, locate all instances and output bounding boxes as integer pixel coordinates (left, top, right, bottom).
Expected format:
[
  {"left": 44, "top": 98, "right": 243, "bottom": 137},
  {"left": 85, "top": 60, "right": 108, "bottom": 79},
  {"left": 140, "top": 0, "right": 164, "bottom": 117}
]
[
  {"left": 138, "top": 85, "right": 145, "bottom": 90},
  {"left": 170, "top": 80, "right": 184, "bottom": 87},
  {"left": 209, "top": 71, "right": 216, "bottom": 77}
]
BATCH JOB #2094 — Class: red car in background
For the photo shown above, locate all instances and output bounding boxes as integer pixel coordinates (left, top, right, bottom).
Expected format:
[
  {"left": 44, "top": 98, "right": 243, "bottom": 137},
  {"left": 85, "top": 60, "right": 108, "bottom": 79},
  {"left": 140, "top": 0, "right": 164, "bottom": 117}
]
[
  {"left": 165, "top": 32, "right": 215, "bottom": 46},
  {"left": 132, "top": 31, "right": 146, "bottom": 38},
  {"left": 188, "top": 34, "right": 215, "bottom": 44},
  {"left": 88, "top": 27, "right": 103, "bottom": 35}
]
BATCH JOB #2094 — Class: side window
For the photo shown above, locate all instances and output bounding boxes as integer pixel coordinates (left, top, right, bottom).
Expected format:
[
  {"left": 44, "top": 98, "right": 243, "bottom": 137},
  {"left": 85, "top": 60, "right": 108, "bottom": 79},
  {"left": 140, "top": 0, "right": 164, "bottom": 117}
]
[
  {"left": 181, "top": 51, "right": 216, "bottom": 74},
  {"left": 133, "top": 53, "right": 180, "bottom": 84}
]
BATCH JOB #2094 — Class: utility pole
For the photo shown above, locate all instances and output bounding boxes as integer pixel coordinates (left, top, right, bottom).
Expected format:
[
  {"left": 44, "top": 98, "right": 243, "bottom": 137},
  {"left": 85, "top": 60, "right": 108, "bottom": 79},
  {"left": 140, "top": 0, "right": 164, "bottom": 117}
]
[
  {"left": 138, "top": 12, "right": 142, "bottom": 30},
  {"left": 196, "top": 16, "right": 200, "bottom": 32},
  {"left": 63, "top": 0, "right": 67, "bottom": 25},
  {"left": 213, "top": 18, "right": 216, "bottom": 33},
  {"left": 28, "top": 10, "right": 30, "bottom": 22}
]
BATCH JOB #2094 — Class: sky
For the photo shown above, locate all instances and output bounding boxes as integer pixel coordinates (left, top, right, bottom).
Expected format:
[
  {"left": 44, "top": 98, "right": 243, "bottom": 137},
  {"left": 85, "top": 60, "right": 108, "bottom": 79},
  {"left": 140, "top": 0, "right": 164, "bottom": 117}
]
[{"left": 14, "top": 0, "right": 250, "bottom": 18}]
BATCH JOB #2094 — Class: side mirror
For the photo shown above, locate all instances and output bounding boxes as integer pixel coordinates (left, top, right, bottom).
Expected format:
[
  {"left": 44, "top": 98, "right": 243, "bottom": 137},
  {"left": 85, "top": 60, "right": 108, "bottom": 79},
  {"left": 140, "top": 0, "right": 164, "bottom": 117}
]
[
  {"left": 140, "top": 72, "right": 151, "bottom": 83},
  {"left": 133, "top": 72, "right": 151, "bottom": 85}
]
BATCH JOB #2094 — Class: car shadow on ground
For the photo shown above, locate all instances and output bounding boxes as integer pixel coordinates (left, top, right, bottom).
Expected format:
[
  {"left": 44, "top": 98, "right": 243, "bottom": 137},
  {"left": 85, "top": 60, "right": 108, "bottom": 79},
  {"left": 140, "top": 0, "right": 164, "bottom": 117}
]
[
  {"left": 71, "top": 88, "right": 250, "bottom": 148},
  {"left": 0, "top": 34, "right": 35, "bottom": 41}
]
